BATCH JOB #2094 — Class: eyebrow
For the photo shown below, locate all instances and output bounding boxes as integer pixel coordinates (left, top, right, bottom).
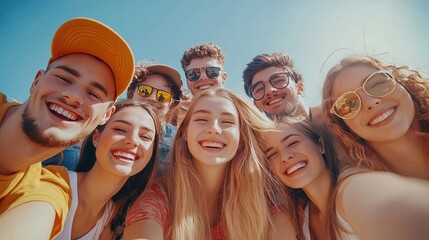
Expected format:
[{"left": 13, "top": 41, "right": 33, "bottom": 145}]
[
  {"left": 193, "top": 109, "right": 237, "bottom": 117},
  {"left": 55, "top": 65, "right": 109, "bottom": 97},
  {"left": 112, "top": 120, "right": 155, "bottom": 133},
  {"left": 264, "top": 133, "right": 300, "bottom": 154}
]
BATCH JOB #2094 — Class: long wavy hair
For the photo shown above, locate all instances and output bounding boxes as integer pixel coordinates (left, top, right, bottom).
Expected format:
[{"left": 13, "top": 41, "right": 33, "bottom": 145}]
[
  {"left": 272, "top": 118, "right": 342, "bottom": 239},
  {"left": 75, "top": 100, "right": 161, "bottom": 239},
  {"left": 164, "top": 88, "right": 276, "bottom": 240},
  {"left": 322, "top": 55, "right": 429, "bottom": 171}
]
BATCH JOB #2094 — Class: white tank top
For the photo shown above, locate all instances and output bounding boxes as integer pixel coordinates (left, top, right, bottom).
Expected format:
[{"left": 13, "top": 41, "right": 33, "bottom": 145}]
[{"left": 55, "top": 171, "right": 113, "bottom": 240}]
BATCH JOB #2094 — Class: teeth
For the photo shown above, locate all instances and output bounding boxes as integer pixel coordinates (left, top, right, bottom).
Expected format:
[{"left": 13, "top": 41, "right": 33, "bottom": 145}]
[
  {"left": 286, "top": 162, "right": 307, "bottom": 175},
  {"left": 49, "top": 104, "right": 78, "bottom": 121},
  {"left": 201, "top": 141, "right": 224, "bottom": 149},
  {"left": 113, "top": 151, "right": 137, "bottom": 160},
  {"left": 198, "top": 84, "right": 212, "bottom": 90},
  {"left": 267, "top": 97, "right": 283, "bottom": 105},
  {"left": 369, "top": 108, "right": 394, "bottom": 125}
]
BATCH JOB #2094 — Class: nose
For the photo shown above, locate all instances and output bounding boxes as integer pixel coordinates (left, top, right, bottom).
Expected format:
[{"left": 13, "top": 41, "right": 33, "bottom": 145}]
[
  {"left": 281, "top": 149, "right": 295, "bottom": 163},
  {"left": 206, "top": 120, "right": 222, "bottom": 134},
  {"left": 62, "top": 87, "right": 84, "bottom": 107},
  {"left": 359, "top": 91, "right": 381, "bottom": 111},
  {"left": 124, "top": 133, "right": 139, "bottom": 147},
  {"left": 264, "top": 81, "right": 277, "bottom": 97}
]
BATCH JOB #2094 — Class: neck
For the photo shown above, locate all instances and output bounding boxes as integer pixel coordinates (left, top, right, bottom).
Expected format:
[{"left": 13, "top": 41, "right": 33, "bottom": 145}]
[
  {"left": 292, "top": 98, "right": 310, "bottom": 119},
  {"left": 302, "top": 169, "right": 332, "bottom": 217},
  {"left": 77, "top": 163, "right": 128, "bottom": 211},
  {"left": 369, "top": 127, "right": 429, "bottom": 180},
  {"left": 0, "top": 103, "right": 64, "bottom": 174}
]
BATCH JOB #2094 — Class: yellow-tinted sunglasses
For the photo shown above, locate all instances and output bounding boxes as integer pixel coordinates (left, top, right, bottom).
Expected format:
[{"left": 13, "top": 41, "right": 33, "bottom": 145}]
[
  {"left": 330, "top": 70, "right": 396, "bottom": 119},
  {"left": 137, "top": 85, "right": 172, "bottom": 103}
]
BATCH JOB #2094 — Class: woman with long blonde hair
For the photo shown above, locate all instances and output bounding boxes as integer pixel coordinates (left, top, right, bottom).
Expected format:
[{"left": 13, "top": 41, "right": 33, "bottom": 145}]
[
  {"left": 124, "top": 88, "right": 295, "bottom": 240},
  {"left": 322, "top": 55, "right": 429, "bottom": 179}
]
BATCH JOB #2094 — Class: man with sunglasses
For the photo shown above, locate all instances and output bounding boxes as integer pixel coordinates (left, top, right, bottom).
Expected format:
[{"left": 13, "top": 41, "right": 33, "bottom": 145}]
[
  {"left": 243, "top": 52, "right": 321, "bottom": 122},
  {"left": 180, "top": 42, "right": 227, "bottom": 95},
  {"left": 127, "top": 62, "right": 184, "bottom": 176}
]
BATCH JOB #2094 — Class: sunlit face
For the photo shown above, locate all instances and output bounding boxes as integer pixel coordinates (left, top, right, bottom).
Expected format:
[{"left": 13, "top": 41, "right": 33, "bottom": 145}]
[
  {"left": 331, "top": 65, "right": 415, "bottom": 142},
  {"left": 185, "top": 57, "right": 226, "bottom": 95},
  {"left": 264, "top": 124, "right": 327, "bottom": 189},
  {"left": 25, "top": 53, "right": 116, "bottom": 147},
  {"left": 131, "top": 74, "right": 172, "bottom": 117},
  {"left": 185, "top": 96, "right": 240, "bottom": 170},
  {"left": 93, "top": 106, "right": 156, "bottom": 176},
  {"left": 252, "top": 67, "right": 303, "bottom": 119}
]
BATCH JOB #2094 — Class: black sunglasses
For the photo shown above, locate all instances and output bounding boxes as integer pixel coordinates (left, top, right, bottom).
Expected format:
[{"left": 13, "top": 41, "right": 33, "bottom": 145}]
[{"left": 185, "top": 67, "right": 221, "bottom": 81}]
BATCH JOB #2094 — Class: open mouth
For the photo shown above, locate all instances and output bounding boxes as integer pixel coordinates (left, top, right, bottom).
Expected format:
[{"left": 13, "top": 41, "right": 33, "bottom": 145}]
[
  {"left": 266, "top": 97, "right": 284, "bottom": 106},
  {"left": 285, "top": 161, "right": 307, "bottom": 175},
  {"left": 199, "top": 140, "right": 225, "bottom": 150},
  {"left": 49, "top": 103, "right": 80, "bottom": 121},
  {"left": 369, "top": 107, "right": 395, "bottom": 126},
  {"left": 112, "top": 150, "right": 138, "bottom": 161},
  {"left": 197, "top": 84, "right": 213, "bottom": 90}
]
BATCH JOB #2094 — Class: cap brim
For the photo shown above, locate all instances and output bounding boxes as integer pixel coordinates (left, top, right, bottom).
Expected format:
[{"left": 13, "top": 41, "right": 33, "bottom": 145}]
[
  {"left": 147, "top": 64, "right": 182, "bottom": 88},
  {"left": 50, "top": 17, "right": 135, "bottom": 99}
]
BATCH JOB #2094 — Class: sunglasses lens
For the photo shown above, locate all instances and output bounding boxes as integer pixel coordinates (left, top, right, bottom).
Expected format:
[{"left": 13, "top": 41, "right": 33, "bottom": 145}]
[
  {"left": 186, "top": 68, "right": 200, "bottom": 81},
  {"left": 206, "top": 67, "right": 220, "bottom": 79},
  {"left": 156, "top": 91, "right": 172, "bottom": 102},
  {"left": 364, "top": 72, "right": 395, "bottom": 97},
  {"left": 138, "top": 85, "right": 152, "bottom": 97},
  {"left": 333, "top": 92, "right": 360, "bottom": 119}
]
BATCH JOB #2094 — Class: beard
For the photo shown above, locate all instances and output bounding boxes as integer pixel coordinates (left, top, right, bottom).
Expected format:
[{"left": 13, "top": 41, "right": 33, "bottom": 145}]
[
  {"left": 22, "top": 105, "right": 82, "bottom": 147},
  {"left": 265, "top": 101, "right": 298, "bottom": 121}
]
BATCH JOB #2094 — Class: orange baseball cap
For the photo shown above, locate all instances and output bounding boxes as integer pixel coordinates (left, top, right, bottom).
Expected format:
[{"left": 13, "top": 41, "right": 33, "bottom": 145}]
[{"left": 49, "top": 17, "right": 135, "bottom": 99}]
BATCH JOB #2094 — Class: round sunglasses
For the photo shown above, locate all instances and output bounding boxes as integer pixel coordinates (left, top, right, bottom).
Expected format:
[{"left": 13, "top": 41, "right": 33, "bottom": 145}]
[
  {"left": 330, "top": 70, "right": 396, "bottom": 119},
  {"left": 137, "top": 85, "right": 172, "bottom": 103},
  {"left": 185, "top": 66, "right": 221, "bottom": 81}
]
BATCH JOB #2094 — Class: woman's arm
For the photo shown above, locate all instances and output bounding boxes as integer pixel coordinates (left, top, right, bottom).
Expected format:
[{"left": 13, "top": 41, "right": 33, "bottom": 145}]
[
  {"left": 124, "top": 219, "right": 163, "bottom": 240},
  {"left": 337, "top": 171, "right": 429, "bottom": 240}
]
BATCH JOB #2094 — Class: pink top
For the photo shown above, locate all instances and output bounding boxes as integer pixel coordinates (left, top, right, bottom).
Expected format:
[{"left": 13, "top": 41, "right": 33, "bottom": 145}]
[{"left": 126, "top": 183, "right": 225, "bottom": 240}]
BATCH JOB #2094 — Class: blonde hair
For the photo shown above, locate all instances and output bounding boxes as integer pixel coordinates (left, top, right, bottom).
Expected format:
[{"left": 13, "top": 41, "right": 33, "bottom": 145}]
[
  {"left": 165, "top": 88, "right": 276, "bottom": 240},
  {"left": 322, "top": 55, "right": 429, "bottom": 171}
]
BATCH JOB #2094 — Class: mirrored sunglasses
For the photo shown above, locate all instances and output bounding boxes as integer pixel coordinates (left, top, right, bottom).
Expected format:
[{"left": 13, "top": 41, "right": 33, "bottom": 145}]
[
  {"left": 185, "top": 66, "right": 221, "bottom": 81},
  {"left": 137, "top": 85, "right": 172, "bottom": 103},
  {"left": 330, "top": 70, "right": 396, "bottom": 119}
]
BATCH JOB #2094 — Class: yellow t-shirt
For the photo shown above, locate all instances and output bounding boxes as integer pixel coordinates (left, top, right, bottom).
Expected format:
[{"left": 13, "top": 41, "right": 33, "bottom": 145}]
[{"left": 0, "top": 93, "right": 72, "bottom": 239}]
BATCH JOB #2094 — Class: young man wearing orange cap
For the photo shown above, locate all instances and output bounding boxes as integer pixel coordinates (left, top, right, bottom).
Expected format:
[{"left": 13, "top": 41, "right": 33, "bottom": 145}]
[
  {"left": 180, "top": 42, "right": 228, "bottom": 96},
  {"left": 127, "top": 62, "right": 185, "bottom": 176},
  {"left": 0, "top": 18, "right": 135, "bottom": 239}
]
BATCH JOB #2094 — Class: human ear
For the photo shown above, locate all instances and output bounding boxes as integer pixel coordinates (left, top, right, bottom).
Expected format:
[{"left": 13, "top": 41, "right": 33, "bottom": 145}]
[
  {"left": 92, "top": 129, "right": 100, "bottom": 147},
  {"left": 100, "top": 105, "right": 116, "bottom": 125},
  {"left": 30, "top": 70, "right": 45, "bottom": 95},
  {"left": 297, "top": 81, "right": 304, "bottom": 95},
  {"left": 318, "top": 138, "right": 325, "bottom": 154}
]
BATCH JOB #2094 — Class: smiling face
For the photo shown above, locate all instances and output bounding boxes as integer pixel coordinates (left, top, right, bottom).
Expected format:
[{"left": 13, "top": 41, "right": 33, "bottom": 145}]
[
  {"left": 185, "top": 57, "right": 226, "bottom": 95},
  {"left": 185, "top": 95, "right": 240, "bottom": 170},
  {"left": 264, "top": 123, "right": 328, "bottom": 189},
  {"left": 24, "top": 53, "right": 116, "bottom": 147},
  {"left": 93, "top": 106, "right": 156, "bottom": 177},
  {"left": 331, "top": 65, "right": 415, "bottom": 142},
  {"left": 251, "top": 66, "right": 303, "bottom": 119},
  {"left": 130, "top": 74, "right": 172, "bottom": 117}
]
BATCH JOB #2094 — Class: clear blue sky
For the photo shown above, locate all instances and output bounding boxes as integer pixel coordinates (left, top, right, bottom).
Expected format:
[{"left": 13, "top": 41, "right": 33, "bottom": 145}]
[{"left": 1, "top": 0, "right": 428, "bottom": 106}]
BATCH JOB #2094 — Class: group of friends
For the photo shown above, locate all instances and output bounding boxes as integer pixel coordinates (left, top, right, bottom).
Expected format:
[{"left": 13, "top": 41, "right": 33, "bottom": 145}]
[{"left": 0, "top": 17, "right": 428, "bottom": 240}]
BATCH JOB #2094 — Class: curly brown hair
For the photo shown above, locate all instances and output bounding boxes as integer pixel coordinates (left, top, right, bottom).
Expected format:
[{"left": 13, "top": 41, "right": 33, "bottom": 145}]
[
  {"left": 180, "top": 42, "right": 226, "bottom": 72},
  {"left": 322, "top": 55, "right": 429, "bottom": 172},
  {"left": 242, "top": 53, "right": 303, "bottom": 98}
]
